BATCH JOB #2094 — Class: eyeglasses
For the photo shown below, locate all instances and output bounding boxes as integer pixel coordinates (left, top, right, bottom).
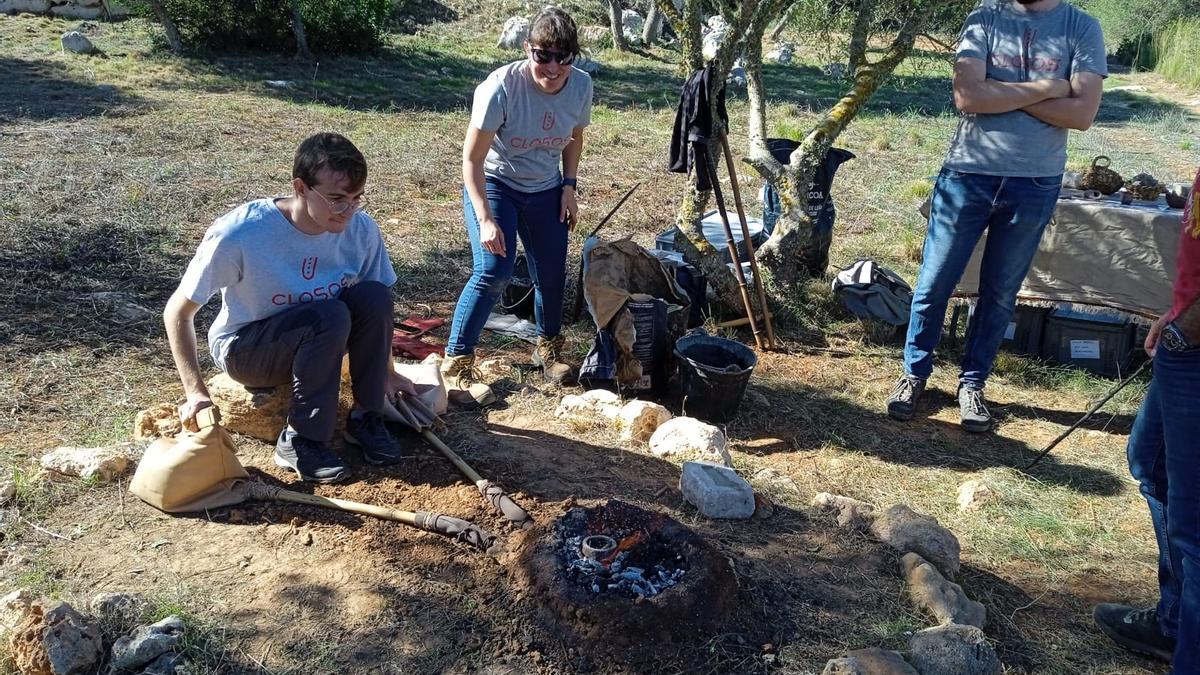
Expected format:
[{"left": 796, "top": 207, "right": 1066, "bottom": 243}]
[
  {"left": 530, "top": 47, "right": 573, "bottom": 66},
  {"left": 306, "top": 186, "right": 368, "bottom": 215}
]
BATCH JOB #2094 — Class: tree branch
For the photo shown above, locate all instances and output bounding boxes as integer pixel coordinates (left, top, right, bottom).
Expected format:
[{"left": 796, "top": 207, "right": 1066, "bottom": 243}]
[
  {"left": 847, "top": 0, "right": 876, "bottom": 73},
  {"left": 917, "top": 32, "right": 956, "bottom": 54}
]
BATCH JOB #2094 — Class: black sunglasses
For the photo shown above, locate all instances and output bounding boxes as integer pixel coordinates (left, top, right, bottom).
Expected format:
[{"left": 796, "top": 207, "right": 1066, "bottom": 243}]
[{"left": 530, "top": 47, "right": 573, "bottom": 65}]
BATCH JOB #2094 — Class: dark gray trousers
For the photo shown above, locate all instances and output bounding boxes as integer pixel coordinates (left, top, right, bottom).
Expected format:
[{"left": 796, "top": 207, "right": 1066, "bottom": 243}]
[{"left": 224, "top": 281, "right": 393, "bottom": 442}]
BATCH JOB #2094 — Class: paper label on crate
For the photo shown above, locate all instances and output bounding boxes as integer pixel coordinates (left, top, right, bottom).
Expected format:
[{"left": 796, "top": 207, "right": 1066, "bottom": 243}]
[
  {"left": 1004, "top": 322, "right": 1016, "bottom": 340},
  {"left": 1070, "top": 339, "right": 1101, "bottom": 359}
]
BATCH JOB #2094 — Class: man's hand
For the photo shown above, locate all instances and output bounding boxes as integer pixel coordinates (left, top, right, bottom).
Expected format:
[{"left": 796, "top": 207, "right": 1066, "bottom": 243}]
[
  {"left": 178, "top": 394, "right": 214, "bottom": 433},
  {"left": 479, "top": 217, "right": 506, "bottom": 256},
  {"left": 1021, "top": 71, "right": 1104, "bottom": 131},
  {"left": 560, "top": 187, "right": 578, "bottom": 232},
  {"left": 953, "top": 58, "right": 1072, "bottom": 115}
]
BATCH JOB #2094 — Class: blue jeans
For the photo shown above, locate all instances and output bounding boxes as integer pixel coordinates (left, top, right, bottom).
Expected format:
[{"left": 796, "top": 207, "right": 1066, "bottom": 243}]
[
  {"left": 903, "top": 168, "right": 1061, "bottom": 387},
  {"left": 1127, "top": 345, "right": 1200, "bottom": 672},
  {"left": 447, "top": 177, "right": 569, "bottom": 356}
]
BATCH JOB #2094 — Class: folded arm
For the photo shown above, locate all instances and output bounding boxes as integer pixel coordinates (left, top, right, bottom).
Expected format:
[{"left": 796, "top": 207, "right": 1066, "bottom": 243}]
[
  {"left": 953, "top": 57, "right": 1070, "bottom": 114},
  {"left": 1021, "top": 71, "right": 1104, "bottom": 131}
]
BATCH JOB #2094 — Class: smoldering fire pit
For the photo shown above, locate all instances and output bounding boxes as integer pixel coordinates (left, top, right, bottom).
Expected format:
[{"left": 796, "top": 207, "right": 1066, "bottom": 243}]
[{"left": 513, "top": 499, "right": 735, "bottom": 645}]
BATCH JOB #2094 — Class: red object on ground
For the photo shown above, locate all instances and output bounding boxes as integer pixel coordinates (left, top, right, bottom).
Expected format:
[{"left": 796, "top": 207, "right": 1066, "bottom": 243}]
[
  {"left": 392, "top": 315, "right": 446, "bottom": 360},
  {"left": 395, "top": 316, "right": 445, "bottom": 336}
]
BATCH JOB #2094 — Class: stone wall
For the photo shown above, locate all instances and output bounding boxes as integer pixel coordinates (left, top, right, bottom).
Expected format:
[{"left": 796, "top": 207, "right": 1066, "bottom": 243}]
[{"left": 1, "top": 0, "right": 129, "bottom": 19}]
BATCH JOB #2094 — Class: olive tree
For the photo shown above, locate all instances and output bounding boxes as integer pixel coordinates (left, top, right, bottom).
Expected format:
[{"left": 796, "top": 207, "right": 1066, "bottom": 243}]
[{"left": 655, "top": 0, "right": 972, "bottom": 313}]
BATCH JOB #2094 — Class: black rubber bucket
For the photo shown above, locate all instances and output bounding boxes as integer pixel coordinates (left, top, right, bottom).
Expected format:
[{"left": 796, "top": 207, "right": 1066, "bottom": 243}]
[{"left": 674, "top": 334, "right": 757, "bottom": 423}]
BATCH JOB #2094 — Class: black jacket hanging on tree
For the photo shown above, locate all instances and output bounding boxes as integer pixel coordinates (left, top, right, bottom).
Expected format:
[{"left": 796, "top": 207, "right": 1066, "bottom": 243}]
[{"left": 668, "top": 63, "right": 728, "bottom": 191}]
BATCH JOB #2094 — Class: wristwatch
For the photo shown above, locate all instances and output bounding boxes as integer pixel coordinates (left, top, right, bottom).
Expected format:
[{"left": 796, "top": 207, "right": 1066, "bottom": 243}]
[
  {"left": 561, "top": 177, "right": 578, "bottom": 189},
  {"left": 1161, "top": 321, "right": 1193, "bottom": 352}
]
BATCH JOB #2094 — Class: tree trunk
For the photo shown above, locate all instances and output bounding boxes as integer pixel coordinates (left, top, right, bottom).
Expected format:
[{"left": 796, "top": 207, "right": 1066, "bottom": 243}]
[
  {"left": 290, "top": 0, "right": 313, "bottom": 60},
  {"left": 146, "top": 0, "right": 183, "bottom": 53},
  {"left": 750, "top": 19, "right": 922, "bottom": 297},
  {"left": 767, "top": 0, "right": 800, "bottom": 42},
  {"left": 642, "top": 4, "right": 663, "bottom": 45},
  {"left": 608, "top": 0, "right": 630, "bottom": 51}
]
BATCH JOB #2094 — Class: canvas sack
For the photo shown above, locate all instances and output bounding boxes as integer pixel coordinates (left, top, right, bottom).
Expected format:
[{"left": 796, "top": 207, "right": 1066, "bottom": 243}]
[{"left": 129, "top": 406, "right": 249, "bottom": 513}]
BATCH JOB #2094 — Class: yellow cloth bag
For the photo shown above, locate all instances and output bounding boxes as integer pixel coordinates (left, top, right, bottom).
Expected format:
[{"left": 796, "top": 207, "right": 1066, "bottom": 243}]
[{"left": 129, "top": 406, "right": 249, "bottom": 513}]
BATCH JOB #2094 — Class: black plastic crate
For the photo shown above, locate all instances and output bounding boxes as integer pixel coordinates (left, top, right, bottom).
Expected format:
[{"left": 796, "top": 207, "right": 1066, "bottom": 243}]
[
  {"left": 1040, "top": 308, "right": 1137, "bottom": 377},
  {"left": 958, "top": 304, "right": 1048, "bottom": 355}
]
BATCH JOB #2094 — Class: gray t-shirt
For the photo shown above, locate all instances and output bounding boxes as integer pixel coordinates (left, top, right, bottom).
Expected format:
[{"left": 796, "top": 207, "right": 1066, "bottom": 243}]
[
  {"left": 470, "top": 60, "right": 593, "bottom": 193},
  {"left": 177, "top": 198, "right": 397, "bottom": 368},
  {"left": 944, "top": 0, "right": 1106, "bottom": 177}
]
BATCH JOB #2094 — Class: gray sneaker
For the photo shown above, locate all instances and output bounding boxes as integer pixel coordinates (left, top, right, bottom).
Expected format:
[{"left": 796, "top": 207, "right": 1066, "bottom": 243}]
[
  {"left": 886, "top": 375, "right": 926, "bottom": 421},
  {"left": 274, "top": 428, "right": 351, "bottom": 484},
  {"left": 1093, "top": 603, "right": 1175, "bottom": 663},
  {"left": 958, "top": 384, "right": 992, "bottom": 433}
]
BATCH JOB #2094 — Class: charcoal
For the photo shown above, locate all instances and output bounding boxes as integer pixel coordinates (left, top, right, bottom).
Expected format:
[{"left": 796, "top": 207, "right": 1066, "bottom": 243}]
[{"left": 557, "top": 526, "right": 688, "bottom": 599}]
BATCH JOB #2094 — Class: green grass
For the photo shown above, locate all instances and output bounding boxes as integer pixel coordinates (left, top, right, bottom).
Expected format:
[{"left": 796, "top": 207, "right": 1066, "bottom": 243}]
[
  {"left": 1155, "top": 18, "right": 1200, "bottom": 91},
  {"left": 0, "top": 9, "right": 1196, "bottom": 674}
]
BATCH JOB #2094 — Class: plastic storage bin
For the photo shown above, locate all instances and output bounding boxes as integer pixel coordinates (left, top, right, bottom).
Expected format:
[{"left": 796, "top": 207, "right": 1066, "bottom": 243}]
[{"left": 1040, "top": 307, "right": 1136, "bottom": 377}]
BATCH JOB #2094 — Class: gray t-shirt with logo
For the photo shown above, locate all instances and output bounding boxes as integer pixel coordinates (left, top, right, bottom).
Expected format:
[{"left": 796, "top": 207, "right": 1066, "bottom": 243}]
[
  {"left": 944, "top": 1, "right": 1106, "bottom": 177},
  {"left": 177, "top": 198, "right": 397, "bottom": 369},
  {"left": 470, "top": 60, "right": 593, "bottom": 193}
]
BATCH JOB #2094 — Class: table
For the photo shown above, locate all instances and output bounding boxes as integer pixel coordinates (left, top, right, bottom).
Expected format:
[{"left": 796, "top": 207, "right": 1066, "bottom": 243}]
[{"left": 952, "top": 195, "right": 1184, "bottom": 321}]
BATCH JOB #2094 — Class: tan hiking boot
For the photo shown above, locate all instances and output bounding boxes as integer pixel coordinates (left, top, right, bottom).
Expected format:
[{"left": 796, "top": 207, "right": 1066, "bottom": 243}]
[
  {"left": 440, "top": 354, "right": 496, "bottom": 407},
  {"left": 531, "top": 335, "right": 577, "bottom": 386}
]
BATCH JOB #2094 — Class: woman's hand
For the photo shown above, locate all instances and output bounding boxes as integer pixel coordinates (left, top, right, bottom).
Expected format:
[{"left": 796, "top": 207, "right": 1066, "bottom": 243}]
[
  {"left": 1145, "top": 314, "right": 1168, "bottom": 358},
  {"left": 480, "top": 217, "right": 506, "bottom": 256},
  {"left": 561, "top": 187, "right": 578, "bottom": 232}
]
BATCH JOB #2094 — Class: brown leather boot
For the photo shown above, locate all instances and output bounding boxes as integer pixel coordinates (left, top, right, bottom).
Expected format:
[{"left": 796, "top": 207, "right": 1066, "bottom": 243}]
[
  {"left": 440, "top": 354, "right": 496, "bottom": 407},
  {"left": 531, "top": 335, "right": 577, "bottom": 386}
]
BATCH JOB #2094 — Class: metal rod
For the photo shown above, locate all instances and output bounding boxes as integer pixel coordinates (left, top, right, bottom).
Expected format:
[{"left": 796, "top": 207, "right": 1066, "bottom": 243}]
[
  {"left": 571, "top": 183, "right": 641, "bottom": 322},
  {"left": 719, "top": 131, "right": 775, "bottom": 350},
  {"left": 703, "top": 147, "right": 764, "bottom": 350},
  {"left": 1023, "top": 360, "right": 1150, "bottom": 470}
]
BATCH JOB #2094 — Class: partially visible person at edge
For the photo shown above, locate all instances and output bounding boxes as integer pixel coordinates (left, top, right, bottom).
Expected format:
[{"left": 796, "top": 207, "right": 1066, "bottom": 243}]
[
  {"left": 163, "top": 132, "right": 414, "bottom": 485},
  {"left": 441, "top": 5, "right": 593, "bottom": 407},
  {"left": 1094, "top": 167, "right": 1200, "bottom": 671},
  {"left": 886, "top": 0, "right": 1106, "bottom": 431}
]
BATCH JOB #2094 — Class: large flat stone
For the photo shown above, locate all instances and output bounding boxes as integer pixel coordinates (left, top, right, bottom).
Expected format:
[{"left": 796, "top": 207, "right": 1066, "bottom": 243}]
[{"left": 680, "top": 461, "right": 754, "bottom": 519}]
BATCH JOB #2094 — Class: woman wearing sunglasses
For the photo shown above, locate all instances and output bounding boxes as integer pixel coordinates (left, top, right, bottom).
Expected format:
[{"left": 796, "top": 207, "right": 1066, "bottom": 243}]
[{"left": 441, "top": 6, "right": 593, "bottom": 407}]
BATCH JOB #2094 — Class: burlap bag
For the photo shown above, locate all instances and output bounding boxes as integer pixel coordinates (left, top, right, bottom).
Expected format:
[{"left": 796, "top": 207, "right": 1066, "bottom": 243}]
[{"left": 129, "top": 406, "right": 249, "bottom": 513}]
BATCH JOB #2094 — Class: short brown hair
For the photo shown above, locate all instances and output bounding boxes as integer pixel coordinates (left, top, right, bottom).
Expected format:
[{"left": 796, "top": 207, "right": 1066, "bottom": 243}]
[
  {"left": 292, "top": 132, "right": 367, "bottom": 190},
  {"left": 528, "top": 6, "right": 580, "bottom": 61}
]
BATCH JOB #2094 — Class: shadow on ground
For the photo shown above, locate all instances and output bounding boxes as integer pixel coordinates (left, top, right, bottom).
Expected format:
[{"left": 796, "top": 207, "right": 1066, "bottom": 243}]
[
  {"left": 0, "top": 219, "right": 186, "bottom": 355},
  {"left": 740, "top": 378, "right": 1125, "bottom": 496},
  {"left": 0, "top": 57, "right": 146, "bottom": 122}
]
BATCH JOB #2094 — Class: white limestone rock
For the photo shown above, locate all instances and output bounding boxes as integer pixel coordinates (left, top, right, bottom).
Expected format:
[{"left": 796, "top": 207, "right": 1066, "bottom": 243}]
[
  {"left": 680, "top": 461, "right": 754, "bottom": 519},
  {"left": 617, "top": 400, "right": 671, "bottom": 442},
  {"left": 40, "top": 442, "right": 143, "bottom": 482},
  {"left": 649, "top": 417, "right": 730, "bottom": 465},
  {"left": 497, "top": 16, "right": 529, "bottom": 50}
]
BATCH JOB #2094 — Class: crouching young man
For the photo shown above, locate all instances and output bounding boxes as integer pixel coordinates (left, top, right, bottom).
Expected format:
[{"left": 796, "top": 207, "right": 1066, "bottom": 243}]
[{"left": 164, "top": 132, "right": 412, "bottom": 484}]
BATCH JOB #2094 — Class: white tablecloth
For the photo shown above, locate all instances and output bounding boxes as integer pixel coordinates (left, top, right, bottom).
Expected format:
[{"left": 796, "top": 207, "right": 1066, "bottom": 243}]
[{"left": 951, "top": 196, "right": 1183, "bottom": 321}]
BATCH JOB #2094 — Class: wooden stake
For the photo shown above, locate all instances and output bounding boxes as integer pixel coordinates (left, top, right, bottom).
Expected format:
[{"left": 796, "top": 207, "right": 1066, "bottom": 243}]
[
  {"left": 719, "top": 131, "right": 776, "bottom": 350},
  {"left": 704, "top": 148, "right": 765, "bottom": 350}
]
